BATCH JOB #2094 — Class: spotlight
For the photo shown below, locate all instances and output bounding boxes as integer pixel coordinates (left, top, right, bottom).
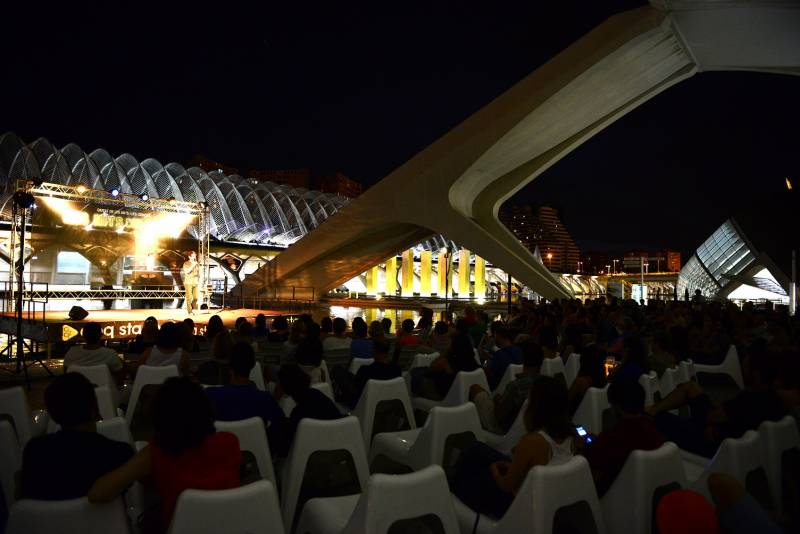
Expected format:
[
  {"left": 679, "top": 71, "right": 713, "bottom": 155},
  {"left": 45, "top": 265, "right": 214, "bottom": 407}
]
[
  {"left": 168, "top": 197, "right": 176, "bottom": 205},
  {"left": 12, "top": 191, "right": 35, "bottom": 209},
  {"left": 76, "top": 185, "right": 87, "bottom": 194},
  {"left": 110, "top": 188, "right": 120, "bottom": 198},
  {"left": 140, "top": 193, "right": 149, "bottom": 201}
]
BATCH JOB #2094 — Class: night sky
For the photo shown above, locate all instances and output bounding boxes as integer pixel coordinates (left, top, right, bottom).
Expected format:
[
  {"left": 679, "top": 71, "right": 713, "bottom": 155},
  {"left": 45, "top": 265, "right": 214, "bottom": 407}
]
[{"left": 2, "top": 2, "right": 798, "bottom": 268}]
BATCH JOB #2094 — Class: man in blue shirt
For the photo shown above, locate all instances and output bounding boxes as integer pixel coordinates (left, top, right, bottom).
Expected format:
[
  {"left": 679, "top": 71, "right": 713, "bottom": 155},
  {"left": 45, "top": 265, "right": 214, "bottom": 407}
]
[
  {"left": 206, "top": 342, "right": 285, "bottom": 430},
  {"left": 485, "top": 325, "right": 522, "bottom": 391}
]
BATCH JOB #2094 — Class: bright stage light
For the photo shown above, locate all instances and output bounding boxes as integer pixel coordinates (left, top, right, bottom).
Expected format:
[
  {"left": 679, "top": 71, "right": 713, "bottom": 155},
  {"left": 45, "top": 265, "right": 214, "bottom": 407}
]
[
  {"left": 110, "top": 188, "right": 120, "bottom": 198},
  {"left": 39, "top": 196, "right": 90, "bottom": 226},
  {"left": 84, "top": 224, "right": 93, "bottom": 231},
  {"left": 140, "top": 193, "right": 149, "bottom": 201},
  {"left": 168, "top": 197, "right": 176, "bottom": 205},
  {"left": 76, "top": 185, "right": 87, "bottom": 194}
]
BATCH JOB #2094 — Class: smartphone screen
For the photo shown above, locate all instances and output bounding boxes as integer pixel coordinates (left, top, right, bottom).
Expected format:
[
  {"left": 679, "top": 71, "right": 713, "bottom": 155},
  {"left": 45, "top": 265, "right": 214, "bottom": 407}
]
[{"left": 575, "top": 425, "right": 593, "bottom": 443}]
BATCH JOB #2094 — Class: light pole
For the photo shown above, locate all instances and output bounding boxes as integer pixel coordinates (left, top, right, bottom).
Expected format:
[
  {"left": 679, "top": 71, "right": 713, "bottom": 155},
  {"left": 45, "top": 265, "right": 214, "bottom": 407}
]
[
  {"left": 613, "top": 259, "right": 618, "bottom": 274},
  {"left": 546, "top": 252, "right": 553, "bottom": 270},
  {"left": 441, "top": 248, "right": 451, "bottom": 320}
]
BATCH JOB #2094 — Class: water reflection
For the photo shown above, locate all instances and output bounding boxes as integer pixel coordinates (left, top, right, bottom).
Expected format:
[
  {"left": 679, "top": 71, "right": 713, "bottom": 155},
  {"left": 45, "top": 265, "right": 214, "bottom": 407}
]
[{"left": 311, "top": 306, "right": 421, "bottom": 329}]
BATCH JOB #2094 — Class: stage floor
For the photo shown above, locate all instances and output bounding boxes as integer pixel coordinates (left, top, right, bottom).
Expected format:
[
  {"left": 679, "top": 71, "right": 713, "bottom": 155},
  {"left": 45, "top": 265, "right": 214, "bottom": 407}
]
[{"left": 0, "top": 308, "right": 289, "bottom": 342}]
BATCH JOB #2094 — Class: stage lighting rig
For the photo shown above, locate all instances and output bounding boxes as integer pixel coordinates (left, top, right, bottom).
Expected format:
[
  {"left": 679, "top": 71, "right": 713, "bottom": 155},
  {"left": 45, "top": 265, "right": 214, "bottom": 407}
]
[
  {"left": 140, "top": 193, "right": 150, "bottom": 201},
  {"left": 110, "top": 188, "right": 120, "bottom": 198},
  {"left": 12, "top": 190, "right": 35, "bottom": 209}
]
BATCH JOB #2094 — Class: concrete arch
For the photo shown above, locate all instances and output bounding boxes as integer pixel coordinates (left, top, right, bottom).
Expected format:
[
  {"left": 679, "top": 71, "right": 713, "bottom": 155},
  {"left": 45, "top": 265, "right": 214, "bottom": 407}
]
[{"left": 234, "top": 0, "right": 800, "bottom": 299}]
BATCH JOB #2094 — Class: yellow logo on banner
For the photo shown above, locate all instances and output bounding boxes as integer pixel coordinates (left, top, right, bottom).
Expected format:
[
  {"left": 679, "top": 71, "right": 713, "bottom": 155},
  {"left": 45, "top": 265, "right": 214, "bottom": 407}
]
[{"left": 62, "top": 324, "right": 79, "bottom": 341}]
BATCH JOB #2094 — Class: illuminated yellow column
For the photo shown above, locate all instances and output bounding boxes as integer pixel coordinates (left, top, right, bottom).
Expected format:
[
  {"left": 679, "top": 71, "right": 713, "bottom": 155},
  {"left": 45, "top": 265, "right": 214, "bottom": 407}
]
[
  {"left": 401, "top": 249, "right": 414, "bottom": 296},
  {"left": 385, "top": 257, "right": 398, "bottom": 295},
  {"left": 474, "top": 255, "right": 486, "bottom": 300},
  {"left": 458, "top": 249, "right": 471, "bottom": 298},
  {"left": 365, "top": 308, "right": 377, "bottom": 323},
  {"left": 437, "top": 251, "right": 450, "bottom": 297},
  {"left": 366, "top": 265, "right": 379, "bottom": 295},
  {"left": 419, "top": 250, "right": 432, "bottom": 296}
]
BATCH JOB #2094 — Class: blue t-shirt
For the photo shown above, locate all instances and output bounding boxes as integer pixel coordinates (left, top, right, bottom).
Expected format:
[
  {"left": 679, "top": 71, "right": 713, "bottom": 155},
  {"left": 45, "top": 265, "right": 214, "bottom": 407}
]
[
  {"left": 611, "top": 361, "right": 645, "bottom": 383},
  {"left": 206, "top": 384, "right": 286, "bottom": 429},
  {"left": 350, "top": 338, "right": 373, "bottom": 359},
  {"left": 488, "top": 344, "right": 523, "bottom": 391}
]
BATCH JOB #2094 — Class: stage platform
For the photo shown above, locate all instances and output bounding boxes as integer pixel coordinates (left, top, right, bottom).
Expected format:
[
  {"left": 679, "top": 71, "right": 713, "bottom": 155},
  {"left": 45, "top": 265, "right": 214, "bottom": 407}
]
[{"left": 0, "top": 308, "right": 289, "bottom": 343}]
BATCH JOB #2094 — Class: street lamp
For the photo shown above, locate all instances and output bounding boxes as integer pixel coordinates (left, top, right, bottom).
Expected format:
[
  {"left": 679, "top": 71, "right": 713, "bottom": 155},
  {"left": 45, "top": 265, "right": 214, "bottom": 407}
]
[
  {"left": 546, "top": 252, "right": 553, "bottom": 270},
  {"left": 613, "top": 259, "right": 618, "bottom": 274}
]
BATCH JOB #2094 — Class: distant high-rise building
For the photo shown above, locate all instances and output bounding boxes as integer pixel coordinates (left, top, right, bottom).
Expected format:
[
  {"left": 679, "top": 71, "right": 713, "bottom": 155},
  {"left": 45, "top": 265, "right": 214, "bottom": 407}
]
[
  {"left": 622, "top": 250, "right": 682, "bottom": 273},
  {"left": 499, "top": 204, "right": 580, "bottom": 273},
  {"left": 247, "top": 168, "right": 312, "bottom": 189},
  {"left": 312, "top": 171, "right": 364, "bottom": 198},
  {"left": 187, "top": 154, "right": 239, "bottom": 176}
]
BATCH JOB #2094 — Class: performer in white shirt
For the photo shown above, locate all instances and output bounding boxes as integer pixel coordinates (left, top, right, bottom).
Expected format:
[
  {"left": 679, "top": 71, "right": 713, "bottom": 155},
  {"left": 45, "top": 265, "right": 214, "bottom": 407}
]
[{"left": 181, "top": 250, "right": 200, "bottom": 314}]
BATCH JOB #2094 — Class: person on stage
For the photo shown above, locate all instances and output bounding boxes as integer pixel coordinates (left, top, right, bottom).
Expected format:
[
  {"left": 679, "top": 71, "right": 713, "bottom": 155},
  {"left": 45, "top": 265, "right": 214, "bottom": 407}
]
[{"left": 181, "top": 250, "right": 199, "bottom": 314}]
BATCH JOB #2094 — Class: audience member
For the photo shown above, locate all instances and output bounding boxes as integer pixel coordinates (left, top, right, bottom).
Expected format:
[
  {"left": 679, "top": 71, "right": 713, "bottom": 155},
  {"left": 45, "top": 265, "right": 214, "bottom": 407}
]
[
  {"left": 283, "top": 320, "right": 305, "bottom": 360},
  {"left": 268, "top": 315, "right": 290, "bottom": 342},
  {"left": 253, "top": 313, "right": 269, "bottom": 338},
  {"left": 89, "top": 377, "right": 240, "bottom": 529},
  {"left": 322, "top": 317, "right": 351, "bottom": 351},
  {"left": 413, "top": 334, "right": 479, "bottom": 400},
  {"left": 334, "top": 338, "right": 401, "bottom": 409},
  {"left": 350, "top": 317, "right": 373, "bottom": 359},
  {"left": 655, "top": 489, "right": 719, "bottom": 534},
  {"left": 19, "top": 373, "right": 133, "bottom": 500},
  {"left": 608, "top": 335, "right": 650, "bottom": 383},
  {"left": 381, "top": 317, "right": 394, "bottom": 338},
  {"left": 568, "top": 344, "right": 608, "bottom": 414},
  {"left": 296, "top": 336, "right": 325, "bottom": 383},
  {"left": 204, "top": 314, "right": 225, "bottom": 341},
  {"left": 180, "top": 318, "right": 200, "bottom": 353},
  {"left": 127, "top": 316, "right": 158, "bottom": 354},
  {"left": 649, "top": 330, "right": 677, "bottom": 377},
  {"left": 196, "top": 331, "right": 233, "bottom": 385},
  {"left": 451, "top": 376, "right": 575, "bottom": 518},
  {"left": 583, "top": 379, "right": 662, "bottom": 496},
  {"left": 368, "top": 320, "right": 385, "bottom": 340},
  {"left": 63, "top": 322, "right": 124, "bottom": 380},
  {"left": 320, "top": 316, "right": 333, "bottom": 338},
  {"left": 428, "top": 321, "right": 452, "bottom": 353},
  {"left": 707, "top": 472, "right": 782, "bottom": 534},
  {"left": 484, "top": 325, "right": 523, "bottom": 391},
  {"left": 469, "top": 342, "right": 543, "bottom": 434},
  {"left": 139, "top": 322, "right": 190, "bottom": 375}
]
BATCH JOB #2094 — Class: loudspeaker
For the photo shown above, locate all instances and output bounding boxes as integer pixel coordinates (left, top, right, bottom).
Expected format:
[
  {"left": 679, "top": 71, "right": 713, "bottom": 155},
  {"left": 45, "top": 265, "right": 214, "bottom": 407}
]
[{"left": 68, "top": 306, "right": 89, "bottom": 321}]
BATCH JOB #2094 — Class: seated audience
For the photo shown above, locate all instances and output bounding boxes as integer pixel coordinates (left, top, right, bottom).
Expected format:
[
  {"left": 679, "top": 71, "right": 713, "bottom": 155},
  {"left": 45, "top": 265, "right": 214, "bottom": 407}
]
[
  {"left": 320, "top": 316, "right": 333, "bottom": 338},
  {"left": 416, "top": 307, "right": 434, "bottom": 340},
  {"left": 89, "top": 377, "right": 240, "bottom": 530},
  {"left": 608, "top": 334, "right": 650, "bottom": 383},
  {"left": 181, "top": 318, "right": 201, "bottom": 353},
  {"left": 127, "top": 316, "right": 158, "bottom": 354},
  {"left": 428, "top": 321, "right": 452, "bottom": 353},
  {"left": 649, "top": 330, "right": 677, "bottom": 377},
  {"left": 236, "top": 320, "right": 257, "bottom": 350},
  {"left": 381, "top": 317, "right": 395, "bottom": 338},
  {"left": 368, "top": 320, "right": 385, "bottom": 341},
  {"left": 268, "top": 315, "right": 290, "bottom": 342},
  {"left": 206, "top": 342, "right": 286, "bottom": 430},
  {"left": 334, "top": 338, "right": 401, "bottom": 409},
  {"left": 655, "top": 489, "right": 719, "bottom": 534},
  {"left": 707, "top": 472, "right": 782, "bottom": 534},
  {"left": 204, "top": 314, "right": 225, "bottom": 342},
  {"left": 647, "top": 346, "right": 786, "bottom": 457},
  {"left": 322, "top": 317, "right": 351, "bottom": 351},
  {"left": 469, "top": 342, "right": 543, "bottom": 434},
  {"left": 392, "top": 318, "right": 420, "bottom": 360},
  {"left": 19, "top": 373, "right": 134, "bottom": 500},
  {"left": 296, "top": 336, "right": 326, "bottom": 383},
  {"left": 484, "top": 325, "right": 523, "bottom": 391},
  {"left": 451, "top": 376, "right": 575, "bottom": 518},
  {"left": 413, "top": 334, "right": 480, "bottom": 400},
  {"left": 283, "top": 320, "right": 305, "bottom": 360},
  {"left": 272, "top": 364, "right": 341, "bottom": 456},
  {"left": 63, "top": 322, "right": 124, "bottom": 380},
  {"left": 583, "top": 379, "right": 662, "bottom": 496},
  {"left": 196, "top": 330, "right": 233, "bottom": 385},
  {"left": 568, "top": 344, "right": 608, "bottom": 414},
  {"left": 253, "top": 313, "right": 269, "bottom": 338},
  {"left": 350, "top": 317, "right": 373, "bottom": 359},
  {"left": 140, "top": 322, "right": 190, "bottom": 376}
]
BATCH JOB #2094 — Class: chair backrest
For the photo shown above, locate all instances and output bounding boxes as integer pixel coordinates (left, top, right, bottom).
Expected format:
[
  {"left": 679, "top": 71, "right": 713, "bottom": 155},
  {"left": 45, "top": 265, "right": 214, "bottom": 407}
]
[
  {"left": 342, "top": 465, "right": 460, "bottom": 534},
  {"left": 349, "top": 358, "right": 374, "bottom": 375},
  {"left": 168, "top": 479, "right": 283, "bottom": 534},
  {"left": 698, "top": 430, "right": 772, "bottom": 509},
  {"left": 68, "top": 364, "right": 115, "bottom": 390},
  {"left": 440, "top": 369, "right": 490, "bottom": 407},
  {"left": 694, "top": 345, "right": 743, "bottom": 389},
  {"left": 6, "top": 497, "right": 130, "bottom": 534},
  {"left": 659, "top": 367, "right": 681, "bottom": 397},
  {"left": 541, "top": 357, "right": 567, "bottom": 386},
  {"left": 0, "top": 386, "right": 33, "bottom": 447},
  {"left": 397, "top": 345, "right": 425, "bottom": 370},
  {"left": 499, "top": 455, "right": 606, "bottom": 534},
  {"left": 758, "top": 416, "right": 800, "bottom": 515},
  {"left": 0, "top": 420, "right": 21, "bottom": 509},
  {"left": 96, "top": 416, "right": 134, "bottom": 445},
  {"left": 281, "top": 416, "right": 369, "bottom": 533},
  {"left": 323, "top": 348, "right": 351, "bottom": 369},
  {"left": 409, "top": 403, "right": 483, "bottom": 474},
  {"left": 249, "top": 362, "right": 266, "bottom": 391},
  {"left": 638, "top": 372, "right": 661, "bottom": 406},
  {"left": 215, "top": 417, "right": 276, "bottom": 488},
  {"left": 572, "top": 385, "right": 611, "bottom": 435},
  {"left": 352, "top": 377, "right": 416, "bottom": 449},
  {"left": 410, "top": 352, "right": 439, "bottom": 370},
  {"left": 261, "top": 342, "right": 286, "bottom": 366},
  {"left": 279, "top": 382, "right": 337, "bottom": 417},
  {"left": 125, "top": 365, "right": 179, "bottom": 424},
  {"left": 564, "top": 353, "right": 581, "bottom": 388},
  {"left": 94, "top": 386, "right": 118, "bottom": 421},
  {"left": 489, "top": 400, "right": 529, "bottom": 455},
  {"left": 493, "top": 363, "right": 523, "bottom": 395},
  {"left": 601, "top": 442, "right": 687, "bottom": 534},
  {"left": 678, "top": 359, "right": 696, "bottom": 383}
]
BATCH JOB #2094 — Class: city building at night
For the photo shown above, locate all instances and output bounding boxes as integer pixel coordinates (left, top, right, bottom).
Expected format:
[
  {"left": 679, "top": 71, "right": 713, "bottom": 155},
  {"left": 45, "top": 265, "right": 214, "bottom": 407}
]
[{"left": 499, "top": 205, "right": 581, "bottom": 274}]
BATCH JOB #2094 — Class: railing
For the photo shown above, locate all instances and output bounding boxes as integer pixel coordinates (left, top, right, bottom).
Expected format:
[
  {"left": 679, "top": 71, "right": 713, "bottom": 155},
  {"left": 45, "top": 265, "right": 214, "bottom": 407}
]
[{"left": 219, "top": 285, "right": 317, "bottom": 309}]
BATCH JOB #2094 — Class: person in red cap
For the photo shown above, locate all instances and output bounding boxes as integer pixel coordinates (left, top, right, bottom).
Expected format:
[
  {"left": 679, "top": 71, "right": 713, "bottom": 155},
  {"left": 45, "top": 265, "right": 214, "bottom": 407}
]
[{"left": 656, "top": 489, "right": 718, "bottom": 534}]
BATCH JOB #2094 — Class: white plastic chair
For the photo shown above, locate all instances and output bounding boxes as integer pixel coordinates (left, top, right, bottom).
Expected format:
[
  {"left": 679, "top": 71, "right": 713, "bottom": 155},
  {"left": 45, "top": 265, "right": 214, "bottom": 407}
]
[
  {"left": 0, "top": 386, "right": 48, "bottom": 447},
  {"left": 69, "top": 364, "right": 120, "bottom": 408},
  {"left": 351, "top": 377, "right": 416, "bottom": 450},
  {"left": 483, "top": 400, "right": 528, "bottom": 455},
  {"left": 410, "top": 352, "right": 439, "bottom": 369},
  {"left": 94, "top": 386, "right": 118, "bottom": 421},
  {"left": 215, "top": 417, "right": 277, "bottom": 488},
  {"left": 281, "top": 416, "right": 369, "bottom": 533},
  {"left": 493, "top": 363, "right": 522, "bottom": 395},
  {"left": 678, "top": 359, "right": 696, "bottom": 383},
  {"left": 601, "top": 442, "right": 688, "bottom": 534},
  {"left": 370, "top": 403, "right": 483, "bottom": 472},
  {"left": 125, "top": 365, "right": 179, "bottom": 424},
  {"left": 452, "top": 455, "right": 606, "bottom": 534},
  {"left": 564, "top": 353, "right": 581, "bottom": 388},
  {"left": 279, "top": 382, "right": 338, "bottom": 417},
  {"left": 541, "top": 357, "right": 567, "bottom": 385},
  {"left": 348, "top": 358, "right": 374, "bottom": 375},
  {"left": 249, "top": 361, "right": 266, "bottom": 391},
  {"left": 168, "top": 479, "right": 284, "bottom": 534},
  {"left": 758, "top": 416, "right": 800, "bottom": 516},
  {"left": 572, "top": 385, "right": 610, "bottom": 435},
  {"left": 411, "top": 369, "right": 490, "bottom": 412},
  {"left": 0, "top": 420, "right": 21, "bottom": 510},
  {"left": 638, "top": 372, "right": 661, "bottom": 406},
  {"left": 296, "top": 465, "right": 460, "bottom": 534},
  {"left": 323, "top": 348, "right": 352, "bottom": 369},
  {"left": 6, "top": 497, "right": 130, "bottom": 534},
  {"left": 95, "top": 417, "right": 143, "bottom": 521},
  {"left": 694, "top": 345, "right": 744, "bottom": 389},
  {"left": 681, "top": 430, "right": 770, "bottom": 504},
  {"left": 659, "top": 366, "right": 681, "bottom": 397}
]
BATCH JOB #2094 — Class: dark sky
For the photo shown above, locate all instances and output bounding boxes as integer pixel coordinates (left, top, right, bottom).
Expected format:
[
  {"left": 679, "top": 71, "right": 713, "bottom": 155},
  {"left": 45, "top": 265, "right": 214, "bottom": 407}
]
[{"left": 2, "top": 2, "right": 798, "bottom": 266}]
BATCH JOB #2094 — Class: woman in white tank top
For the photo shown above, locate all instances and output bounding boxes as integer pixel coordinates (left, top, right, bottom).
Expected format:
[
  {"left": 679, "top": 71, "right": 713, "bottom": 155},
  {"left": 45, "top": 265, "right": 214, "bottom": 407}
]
[
  {"left": 451, "top": 375, "right": 575, "bottom": 518},
  {"left": 140, "top": 322, "right": 190, "bottom": 375}
]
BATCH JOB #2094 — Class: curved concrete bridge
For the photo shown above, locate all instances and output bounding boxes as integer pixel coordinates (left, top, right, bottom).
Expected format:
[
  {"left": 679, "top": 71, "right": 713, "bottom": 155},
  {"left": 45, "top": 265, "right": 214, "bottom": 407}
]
[{"left": 234, "top": 0, "right": 800, "bottom": 300}]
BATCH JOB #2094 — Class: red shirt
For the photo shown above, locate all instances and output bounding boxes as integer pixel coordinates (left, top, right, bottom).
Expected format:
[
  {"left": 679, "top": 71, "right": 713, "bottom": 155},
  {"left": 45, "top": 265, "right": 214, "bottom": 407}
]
[
  {"left": 398, "top": 334, "right": 420, "bottom": 346},
  {"left": 150, "top": 432, "right": 241, "bottom": 525},
  {"left": 583, "top": 417, "right": 662, "bottom": 496}
]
